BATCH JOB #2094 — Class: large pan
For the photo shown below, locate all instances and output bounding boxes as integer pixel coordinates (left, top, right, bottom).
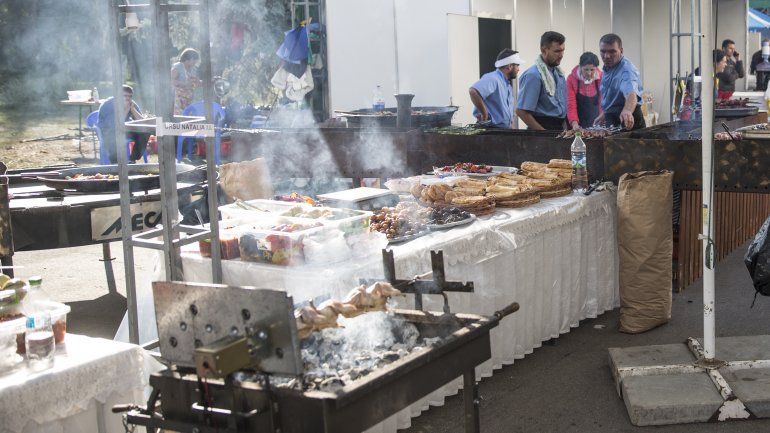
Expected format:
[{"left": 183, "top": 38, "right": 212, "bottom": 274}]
[{"left": 36, "top": 163, "right": 198, "bottom": 193}]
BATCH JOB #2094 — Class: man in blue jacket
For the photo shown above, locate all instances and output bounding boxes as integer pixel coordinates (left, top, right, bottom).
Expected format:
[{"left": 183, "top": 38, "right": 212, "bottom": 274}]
[
  {"left": 97, "top": 85, "right": 149, "bottom": 163},
  {"left": 595, "top": 33, "right": 645, "bottom": 130}
]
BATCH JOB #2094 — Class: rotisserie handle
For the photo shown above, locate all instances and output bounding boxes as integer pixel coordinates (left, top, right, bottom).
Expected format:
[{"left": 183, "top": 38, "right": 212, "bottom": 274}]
[{"left": 493, "top": 302, "right": 520, "bottom": 321}]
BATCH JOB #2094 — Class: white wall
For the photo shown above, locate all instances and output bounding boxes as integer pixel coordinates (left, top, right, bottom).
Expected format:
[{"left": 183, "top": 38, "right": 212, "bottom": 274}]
[
  {"left": 473, "top": 0, "right": 514, "bottom": 19},
  {"left": 643, "top": 0, "right": 673, "bottom": 123},
  {"left": 326, "top": 0, "right": 469, "bottom": 113},
  {"left": 552, "top": 0, "right": 585, "bottom": 71},
  {"left": 326, "top": 0, "right": 749, "bottom": 122},
  {"left": 613, "top": 1, "right": 642, "bottom": 74},
  {"left": 326, "top": 0, "right": 398, "bottom": 112},
  {"left": 448, "top": 14, "right": 481, "bottom": 124},
  {"left": 585, "top": 0, "right": 612, "bottom": 53},
  {"left": 514, "top": 0, "right": 551, "bottom": 72}
]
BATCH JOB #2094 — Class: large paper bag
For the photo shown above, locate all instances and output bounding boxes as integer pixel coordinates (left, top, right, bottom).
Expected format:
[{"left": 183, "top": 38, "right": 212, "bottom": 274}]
[
  {"left": 617, "top": 170, "right": 673, "bottom": 333},
  {"left": 219, "top": 158, "right": 273, "bottom": 204}
]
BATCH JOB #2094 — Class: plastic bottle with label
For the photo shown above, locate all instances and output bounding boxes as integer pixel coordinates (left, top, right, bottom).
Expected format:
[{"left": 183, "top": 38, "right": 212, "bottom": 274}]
[
  {"left": 571, "top": 132, "right": 588, "bottom": 193},
  {"left": 372, "top": 85, "right": 385, "bottom": 111},
  {"left": 92, "top": 87, "right": 99, "bottom": 103},
  {"left": 23, "top": 276, "right": 52, "bottom": 315}
]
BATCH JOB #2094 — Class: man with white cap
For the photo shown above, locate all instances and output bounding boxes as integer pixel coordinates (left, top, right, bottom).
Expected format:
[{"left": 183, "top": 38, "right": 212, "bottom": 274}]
[{"left": 469, "top": 48, "right": 524, "bottom": 129}]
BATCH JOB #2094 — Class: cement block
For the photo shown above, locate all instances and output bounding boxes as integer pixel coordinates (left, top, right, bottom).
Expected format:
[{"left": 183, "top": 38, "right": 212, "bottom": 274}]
[
  {"left": 621, "top": 373, "right": 724, "bottom": 426},
  {"left": 695, "top": 336, "right": 770, "bottom": 362},
  {"left": 608, "top": 343, "right": 696, "bottom": 396},
  {"left": 721, "top": 368, "right": 770, "bottom": 418}
]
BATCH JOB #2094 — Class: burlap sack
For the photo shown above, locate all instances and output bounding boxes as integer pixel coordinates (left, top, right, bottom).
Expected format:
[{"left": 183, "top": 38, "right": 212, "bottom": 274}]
[
  {"left": 617, "top": 170, "right": 673, "bottom": 333},
  {"left": 219, "top": 158, "right": 274, "bottom": 204}
]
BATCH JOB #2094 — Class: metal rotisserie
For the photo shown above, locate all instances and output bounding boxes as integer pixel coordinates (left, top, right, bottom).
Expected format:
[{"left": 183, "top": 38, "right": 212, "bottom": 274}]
[
  {"left": 123, "top": 257, "right": 518, "bottom": 433},
  {"left": 132, "top": 308, "right": 502, "bottom": 433}
]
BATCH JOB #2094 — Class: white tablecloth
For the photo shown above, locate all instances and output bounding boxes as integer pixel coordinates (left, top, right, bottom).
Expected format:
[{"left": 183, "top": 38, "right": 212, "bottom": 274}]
[
  {"left": 169, "top": 191, "right": 620, "bottom": 431},
  {"left": 0, "top": 334, "right": 162, "bottom": 433}
]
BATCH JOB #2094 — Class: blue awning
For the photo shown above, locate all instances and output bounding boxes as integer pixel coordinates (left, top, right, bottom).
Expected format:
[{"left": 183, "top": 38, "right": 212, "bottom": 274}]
[{"left": 749, "top": 8, "right": 770, "bottom": 30}]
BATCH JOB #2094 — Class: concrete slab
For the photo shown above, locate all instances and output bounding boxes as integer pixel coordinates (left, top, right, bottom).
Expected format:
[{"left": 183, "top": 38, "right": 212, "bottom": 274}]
[
  {"left": 608, "top": 343, "right": 696, "bottom": 395},
  {"left": 621, "top": 373, "right": 724, "bottom": 426},
  {"left": 721, "top": 368, "right": 770, "bottom": 418},
  {"left": 696, "top": 336, "right": 770, "bottom": 361}
]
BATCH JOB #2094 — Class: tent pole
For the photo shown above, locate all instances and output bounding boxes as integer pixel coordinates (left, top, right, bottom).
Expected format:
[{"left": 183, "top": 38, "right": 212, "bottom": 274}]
[{"left": 699, "top": 0, "right": 716, "bottom": 360}]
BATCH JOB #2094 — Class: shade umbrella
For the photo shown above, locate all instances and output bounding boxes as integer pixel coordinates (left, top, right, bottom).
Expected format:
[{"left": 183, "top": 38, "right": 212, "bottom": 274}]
[{"left": 749, "top": 7, "right": 770, "bottom": 31}]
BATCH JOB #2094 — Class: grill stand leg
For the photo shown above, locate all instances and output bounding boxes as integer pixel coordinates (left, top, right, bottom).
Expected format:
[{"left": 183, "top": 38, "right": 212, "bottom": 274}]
[
  {"left": 463, "top": 370, "right": 480, "bottom": 433},
  {"left": 101, "top": 243, "right": 118, "bottom": 295}
]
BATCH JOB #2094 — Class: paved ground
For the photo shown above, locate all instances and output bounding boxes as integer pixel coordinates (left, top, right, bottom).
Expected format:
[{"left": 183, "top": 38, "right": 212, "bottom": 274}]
[{"left": 9, "top": 239, "right": 770, "bottom": 432}]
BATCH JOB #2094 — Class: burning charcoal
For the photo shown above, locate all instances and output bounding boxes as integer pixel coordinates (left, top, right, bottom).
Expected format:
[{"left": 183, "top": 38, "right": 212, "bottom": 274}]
[
  {"left": 380, "top": 351, "right": 401, "bottom": 362},
  {"left": 422, "top": 337, "right": 443, "bottom": 347},
  {"left": 319, "top": 377, "right": 346, "bottom": 392}
]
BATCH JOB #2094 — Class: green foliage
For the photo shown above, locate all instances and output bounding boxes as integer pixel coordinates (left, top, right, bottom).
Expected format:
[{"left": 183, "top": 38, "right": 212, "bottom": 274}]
[{"left": 213, "top": 0, "right": 291, "bottom": 106}]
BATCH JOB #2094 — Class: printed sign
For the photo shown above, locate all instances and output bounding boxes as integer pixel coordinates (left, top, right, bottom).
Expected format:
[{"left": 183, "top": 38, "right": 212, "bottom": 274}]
[
  {"left": 155, "top": 116, "right": 215, "bottom": 137},
  {"left": 90, "top": 202, "right": 163, "bottom": 241}
]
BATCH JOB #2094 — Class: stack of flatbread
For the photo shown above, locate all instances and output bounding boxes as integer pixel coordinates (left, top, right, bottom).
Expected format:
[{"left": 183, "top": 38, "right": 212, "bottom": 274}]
[
  {"left": 485, "top": 183, "right": 541, "bottom": 208},
  {"left": 450, "top": 195, "right": 496, "bottom": 216},
  {"left": 520, "top": 160, "right": 574, "bottom": 198}
]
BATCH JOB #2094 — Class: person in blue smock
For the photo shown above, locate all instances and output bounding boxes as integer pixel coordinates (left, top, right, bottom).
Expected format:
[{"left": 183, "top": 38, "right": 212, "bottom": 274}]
[
  {"left": 516, "top": 31, "right": 568, "bottom": 130},
  {"left": 469, "top": 49, "right": 525, "bottom": 129},
  {"left": 97, "top": 85, "right": 150, "bottom": 163},
  {"left": 594, "top": 33, "right": 646, "bottom": 130}
]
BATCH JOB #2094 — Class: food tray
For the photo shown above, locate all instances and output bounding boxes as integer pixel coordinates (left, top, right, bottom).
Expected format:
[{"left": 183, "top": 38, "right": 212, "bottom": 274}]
[
  {"left": 714, "top": 106, "right": 759, "bottom": 117},
  {"left": 427, "top": 214, "right": 476, "bottom": 230},
  {"left": 388, "top": 230, "right": 431, "bottom": 244},
  {"left": 431, "top": 166, "right": 518, "bottom": 179},
  {"left": 221, "top": 199, "right": 372, "bottom": 235}
]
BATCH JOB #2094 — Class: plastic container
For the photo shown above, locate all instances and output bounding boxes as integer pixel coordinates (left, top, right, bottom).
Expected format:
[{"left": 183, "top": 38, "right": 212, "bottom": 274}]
[
  {"left": 67, "top": 90, "right": 92, "bottom": 102},
  {"left": 30, "top": 300, "right": 70, "bottom": 344},
  {"left": 236, "top": 221, "right": 324, "bottom": 266},
  {"left": 571, "top": 132, "right": 588, "bottom": 192},
  {"left": 0, "top": 315, "right": 25, "bottom": 370}
]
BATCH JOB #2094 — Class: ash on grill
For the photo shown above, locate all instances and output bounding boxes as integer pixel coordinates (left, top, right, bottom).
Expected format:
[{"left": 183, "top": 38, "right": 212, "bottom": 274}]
[{"left": 272, "top": 311, "right": 440, "bottom": 392}]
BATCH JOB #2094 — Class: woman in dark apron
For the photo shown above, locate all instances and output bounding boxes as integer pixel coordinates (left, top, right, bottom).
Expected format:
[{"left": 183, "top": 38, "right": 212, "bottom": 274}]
[{"left": 567, "top": 52, "right": 602, "bottom": 129}]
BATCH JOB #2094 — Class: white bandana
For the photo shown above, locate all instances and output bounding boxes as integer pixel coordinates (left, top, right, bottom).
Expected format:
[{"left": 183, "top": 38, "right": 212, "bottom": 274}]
[{"left": 495, "top": 53, "right": 525, "bottom": 68}]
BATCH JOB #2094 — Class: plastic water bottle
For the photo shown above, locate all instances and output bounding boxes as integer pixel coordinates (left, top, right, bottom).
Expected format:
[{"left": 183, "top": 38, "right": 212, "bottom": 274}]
[
  {"left": 571, "top": 132, "right": 588, "bottom": 193},
  {"left": 372, "top": 85, "right": 385, "bottom": 111},
  {"left": 764, "top": 86, "right": 770, "bottom": 122},
  {"left": 91, "top": 87, "right": 99, "bottom": 102}
]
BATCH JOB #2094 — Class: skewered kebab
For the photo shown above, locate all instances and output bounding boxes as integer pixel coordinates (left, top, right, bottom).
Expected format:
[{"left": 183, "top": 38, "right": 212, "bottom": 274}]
[
  {"left": 557, "top": 125, "right": 622, "bottom": 139},
  {"left": 295, "top": 282, "right": 403, "bottom": 338}
]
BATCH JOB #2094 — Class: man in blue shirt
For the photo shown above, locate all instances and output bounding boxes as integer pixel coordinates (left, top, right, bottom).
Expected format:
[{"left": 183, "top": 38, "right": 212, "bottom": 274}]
[
  {"left": 469, "top": 48, "right": 524, "bottom": 129},
  {"left": 595, "top": 33, "right": 645, "bottom": 130},
  {"left": 97, "top": 85, "right": 150, "bottom": 163},
  {"left": 516, "top": 31, "right": 567, "bottom": 130}
]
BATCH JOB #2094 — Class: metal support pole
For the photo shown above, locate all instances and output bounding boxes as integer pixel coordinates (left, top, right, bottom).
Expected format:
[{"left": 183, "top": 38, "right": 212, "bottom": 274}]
[
  {"left": 101, "top": 243, "right": 118, "bottom": 294},
  {"left": 463, "top": 370, "right": 480, "bottom": 433},
  {"left": 107, "top": 0, "right": 140, "bottom": 344},
  {"left": 699, "top": 0, "right": 716, "bottom": 360},
  {"left": 198, "top": 0, "right": 222, "bottom": 284}
]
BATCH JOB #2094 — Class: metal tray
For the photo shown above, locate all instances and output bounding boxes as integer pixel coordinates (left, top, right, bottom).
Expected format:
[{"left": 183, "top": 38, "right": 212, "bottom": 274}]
[
  {"left": 388, "top": 230, "right": 430, "bottom": 244},
  {"left": 427, "top": 214, "right": 476, "bottom": 230},
  {"left": 714, "top": 106, "right": 759, "bottom": 118},
  {"left": 36, "top": 163, "right": 197, "bottom": 193}
]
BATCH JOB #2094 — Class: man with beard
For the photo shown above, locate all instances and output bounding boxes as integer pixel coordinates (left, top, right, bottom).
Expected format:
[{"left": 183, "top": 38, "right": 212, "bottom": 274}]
[
  {"left": 516, "top": 31, "right": 567, "bottom": 130},
  {"left": 594, "top": 33, "right": 645, "bottom": 130},
  {"left": 469, "top": 48, "right": 525, "bottom": 129}
]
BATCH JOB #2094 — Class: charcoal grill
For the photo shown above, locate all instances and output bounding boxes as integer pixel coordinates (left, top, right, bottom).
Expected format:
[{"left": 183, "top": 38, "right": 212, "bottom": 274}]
[{"left": 118, "top": 257, "right": 518, "bottom": 433}]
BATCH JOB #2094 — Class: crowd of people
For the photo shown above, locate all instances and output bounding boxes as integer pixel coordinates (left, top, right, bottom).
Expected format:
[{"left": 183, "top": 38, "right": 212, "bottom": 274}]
[
  {"left": 469, "top": 33, "right": 750, "bottom": 132},
  {"left": 470, "top": 32, "right": 643, "bottom": 131}
]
